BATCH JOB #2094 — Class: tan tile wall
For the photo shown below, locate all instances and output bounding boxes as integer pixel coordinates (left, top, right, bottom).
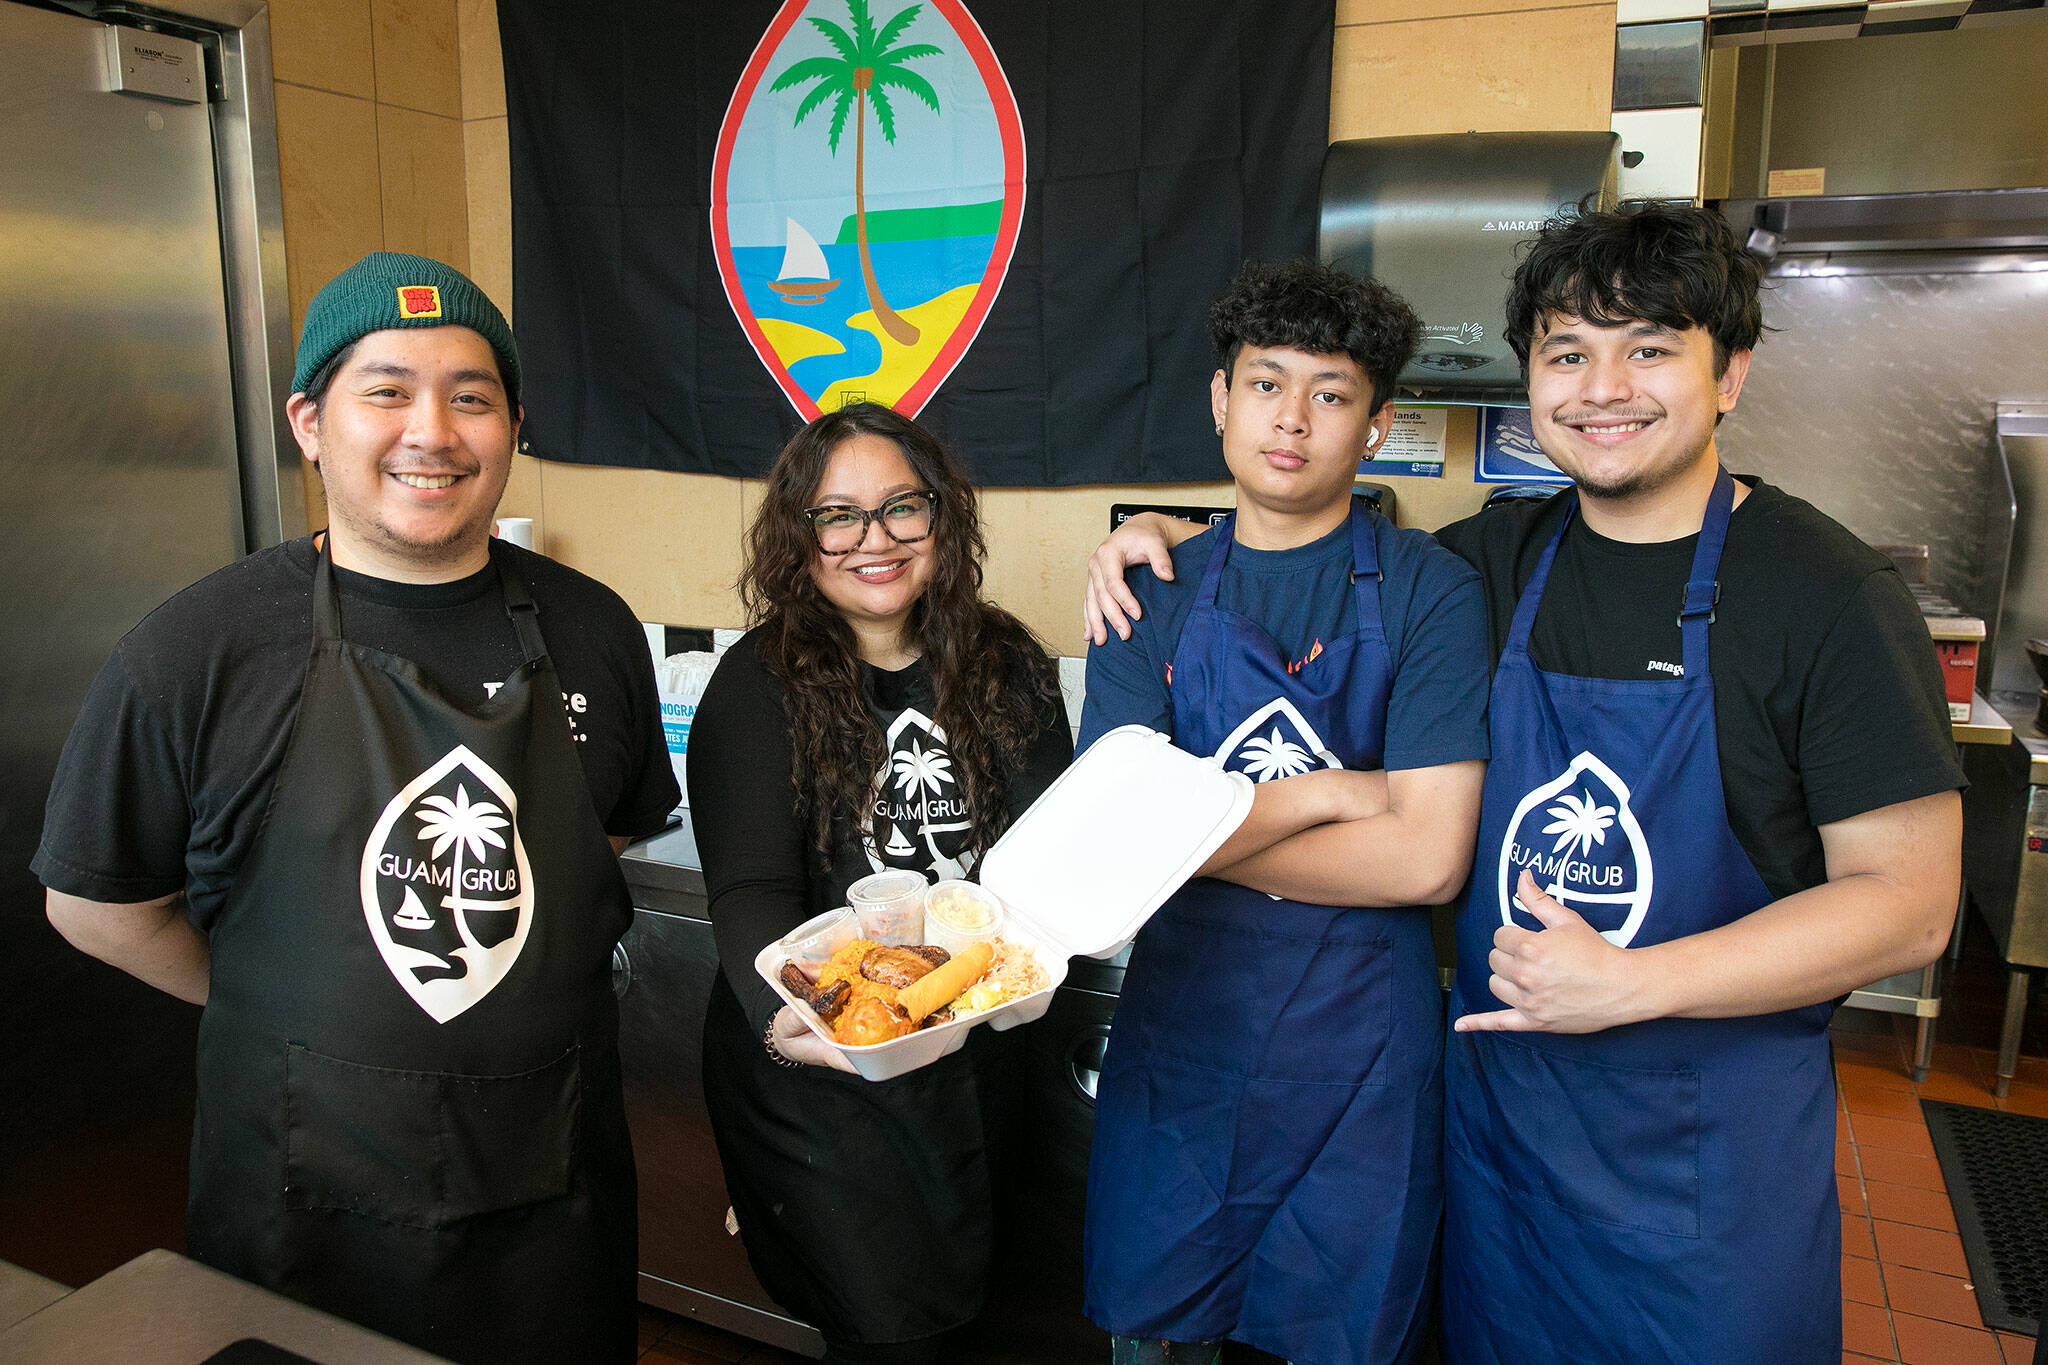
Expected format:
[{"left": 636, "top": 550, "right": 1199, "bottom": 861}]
[
  {"left": 271, "top": 0, "right": 1616, "bottom": 649},
  {"left": 270, "top": 0, "right": 476, "bottom": 530}
]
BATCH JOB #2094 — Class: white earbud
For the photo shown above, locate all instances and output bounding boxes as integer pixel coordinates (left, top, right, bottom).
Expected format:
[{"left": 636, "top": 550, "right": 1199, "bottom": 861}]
[{"left": 1366, "top": 429, "right": 1381, "bottom": 448}]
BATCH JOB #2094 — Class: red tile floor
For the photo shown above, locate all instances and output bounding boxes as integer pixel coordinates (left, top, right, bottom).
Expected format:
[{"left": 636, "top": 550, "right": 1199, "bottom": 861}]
[
  {"left": 1834, "top": 1017, "right": 2045, "bottom": 1364},
  {"left": 637, "top": 923, "right": 2048, "bottom": 1365}
]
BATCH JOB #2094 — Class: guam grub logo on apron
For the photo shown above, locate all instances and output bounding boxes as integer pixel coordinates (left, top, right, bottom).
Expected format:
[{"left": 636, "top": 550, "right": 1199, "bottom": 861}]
[
  {"left": 1498, "top": 751, "right": 1655, "bottom": 946},
  {"left": 1213, "top": 697, "right": 1344, "bottom": 782},
  {"left": 864, "top": 707, "right": 972, "bottom": 880},
  {"left": 359, "top": 745, "right": 535, "bottom": 1023}
]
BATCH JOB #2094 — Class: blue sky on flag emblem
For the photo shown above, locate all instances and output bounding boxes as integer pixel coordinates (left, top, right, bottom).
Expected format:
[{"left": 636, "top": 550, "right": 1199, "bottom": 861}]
[{"left": 711, "top": 0, "right": 1025, "bottom": 420}]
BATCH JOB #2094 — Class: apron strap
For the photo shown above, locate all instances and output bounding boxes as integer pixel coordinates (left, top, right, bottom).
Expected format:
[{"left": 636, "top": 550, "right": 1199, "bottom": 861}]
[
  {"left": 1678, "top": 467, "right": 1736, "bottom": 680},
  {"left": 493, "top": 544, "right": 548, "bottom": 666},
  {"left": 309, "top": 534, "right": 546, "bottom": 666},
  {"left": 1505, "top": 469, "right": 1738, "bottom": 673},
  {"left": 312, "top": 532, "right": 344, "bottom": 643},
  {"left": 1194, "top": 513, "right": 1234, "bottom": 609},
  {"left": 1502, "top": 501, "right": 1571, "bottom": 659},
  {"left": 1348, "top": 501, "right": 1385, "bottom": 637}
]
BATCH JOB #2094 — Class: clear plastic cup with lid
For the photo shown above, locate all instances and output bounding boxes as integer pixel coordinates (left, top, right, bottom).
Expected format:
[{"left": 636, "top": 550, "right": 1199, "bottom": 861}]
[
  {"left": 847, "top": 869, "right": 928, "bottom": 946},
  {"left": 779, "top": 907, "right": 860, "bottom": 973},
  {"left": 924, "top": 879, "right": 1005, "bottom": 957}
]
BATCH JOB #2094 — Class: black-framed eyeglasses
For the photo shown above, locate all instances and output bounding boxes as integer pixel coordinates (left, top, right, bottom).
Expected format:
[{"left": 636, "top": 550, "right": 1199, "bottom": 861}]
[{"left": 803, "top": 489, "right": 939, "bottom": 555}]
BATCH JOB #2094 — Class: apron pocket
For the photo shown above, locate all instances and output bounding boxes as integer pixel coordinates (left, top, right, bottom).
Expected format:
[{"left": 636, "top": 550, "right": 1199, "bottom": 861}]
[
  {"left": 284, "top": 1041, "right": 580, "bottom": 1230},
  {"left": 1130, "top": 899, "right": 1395, "bottom": 1086},
  {"left": 1465, "top": 1034, "right": 1700, "bottom": 1239}
]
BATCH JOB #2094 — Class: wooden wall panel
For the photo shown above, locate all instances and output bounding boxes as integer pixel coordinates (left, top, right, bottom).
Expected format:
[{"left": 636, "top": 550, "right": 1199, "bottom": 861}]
[
  {"left": 1331, "top": 5, "right": 1616, "bottom": 141},
  {"left": 537, "top": 466, "right": 750, "bottom": 628},
  {"left": 271, "top": 0, "right": 479, "bottom": 532}
]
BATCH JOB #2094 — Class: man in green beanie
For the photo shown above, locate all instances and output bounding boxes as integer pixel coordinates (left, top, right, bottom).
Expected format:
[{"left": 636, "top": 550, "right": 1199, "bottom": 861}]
[{"left": 37, "top": 252, "right": 678, "bottom": 1362}]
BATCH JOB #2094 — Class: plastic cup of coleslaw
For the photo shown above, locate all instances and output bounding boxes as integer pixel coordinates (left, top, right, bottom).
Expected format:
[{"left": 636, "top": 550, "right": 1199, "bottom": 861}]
[
  {"left": 847, "top": 870, "right": 928, "bottom": 946},
  {"left": 924, "top": 880, "right": 1005, "bottom": 957}
]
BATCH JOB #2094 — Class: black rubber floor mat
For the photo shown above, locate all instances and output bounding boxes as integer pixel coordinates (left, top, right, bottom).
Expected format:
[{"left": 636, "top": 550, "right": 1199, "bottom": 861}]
[{"left": 1921, "top": 1097, "right": 2048, "bottom": 1333}]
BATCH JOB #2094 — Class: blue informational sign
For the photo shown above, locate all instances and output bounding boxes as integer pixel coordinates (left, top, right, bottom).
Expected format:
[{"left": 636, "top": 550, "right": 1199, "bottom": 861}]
[{"left": 1475, "top": 407, "right": 1571, "bottom": 485}]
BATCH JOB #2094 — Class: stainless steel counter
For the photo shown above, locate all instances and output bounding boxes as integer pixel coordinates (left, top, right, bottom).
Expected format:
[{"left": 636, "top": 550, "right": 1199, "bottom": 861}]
[
  {"left": 1841, "top": 696, "right": 2015, "bottom": 1080},
  {"left": 621, "top": 811, "right": 705, "bottom": 905}
]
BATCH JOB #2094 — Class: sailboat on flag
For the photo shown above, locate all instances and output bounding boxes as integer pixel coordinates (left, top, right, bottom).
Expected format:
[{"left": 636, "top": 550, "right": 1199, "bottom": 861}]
[{"left": 766, "top": 216, "right": 840, "bottom": 304}]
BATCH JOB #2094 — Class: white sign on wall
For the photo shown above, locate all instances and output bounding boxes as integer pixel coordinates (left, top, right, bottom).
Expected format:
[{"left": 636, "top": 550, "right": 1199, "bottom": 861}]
[{"left": 1364, "top": 406, "right": 1448, "bottom": 479}]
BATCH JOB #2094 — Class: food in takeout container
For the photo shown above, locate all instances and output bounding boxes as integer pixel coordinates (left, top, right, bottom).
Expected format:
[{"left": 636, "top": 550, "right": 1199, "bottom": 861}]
[
  {"left": 847, "top": 869, "right": 928, "bottom": 945},
  {"left": 778, "top": 907, "right": 860, "bottom": 973},
  {"left": 757, "top": 725, "right": 1253, "bottom": 1080},
  {"left": 924, "top": 879, "right": 1004, "bottom": 956}
]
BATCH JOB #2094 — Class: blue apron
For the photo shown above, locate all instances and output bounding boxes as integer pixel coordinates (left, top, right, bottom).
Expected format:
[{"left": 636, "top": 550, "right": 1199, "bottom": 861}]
[
  {"left": 1085, "top": 506, "right": 1444, "bottom": 1365},
  {"left": 1440, "top": 472, "right": 1837, "bottom": 1364}
]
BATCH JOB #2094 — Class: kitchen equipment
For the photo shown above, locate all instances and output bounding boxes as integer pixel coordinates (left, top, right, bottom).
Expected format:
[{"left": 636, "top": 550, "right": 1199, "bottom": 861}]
[
  {"left": 1319, "top": 132, "right": 1619, "bottom": 405},
  {"left": 846, "top": 869, "right": 927, "bottom": 946},
  {"left": 1969, "top": 406, "right": 2048, "bottom": 1097},
  {"left": 1925, "top": 610, "right": 1987, "bottom": 725},
  {"left": 2028, "top": 639, "right": 2048, "bottom": 731},
  {"left": 0, "top": 0, "right": 297, "bottom": 1287},
  {"left": 757, "top": 725, "right": 1254, "bottom": 1081}
]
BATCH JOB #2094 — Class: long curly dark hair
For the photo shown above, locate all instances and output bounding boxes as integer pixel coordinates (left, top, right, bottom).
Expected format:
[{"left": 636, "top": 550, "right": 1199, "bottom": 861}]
[{"left": 741, "top": 404, "right": 1062, "bottom": 872}]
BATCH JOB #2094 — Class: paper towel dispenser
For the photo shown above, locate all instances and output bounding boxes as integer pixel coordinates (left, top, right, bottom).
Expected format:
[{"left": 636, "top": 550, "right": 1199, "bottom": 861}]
[{"left": 1319, "top": 132, "right": 1620, "bottom": 406}]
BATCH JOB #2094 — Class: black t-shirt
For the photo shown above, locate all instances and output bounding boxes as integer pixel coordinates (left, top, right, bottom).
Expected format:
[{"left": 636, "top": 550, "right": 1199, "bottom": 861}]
[
  {"left": 33, "top": 537, "right": 680, "bottom": 927},
  {"left": 688, "top": 627, "right": 1072, "bottom": 1032},
  {"left": 1435, "top": 478, "right": 1964, "bottom": 901}
]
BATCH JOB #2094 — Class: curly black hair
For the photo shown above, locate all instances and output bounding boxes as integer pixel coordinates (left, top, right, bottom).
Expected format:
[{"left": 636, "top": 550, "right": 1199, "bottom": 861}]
[
  {"left": 1504, "top": 198, "right": 1766, "bottom": 378},
  {"left": 739, "top": 403, "right": 1062, "bottom": 872},
  {"left": 1207, "top": 259, "right": 1422, "bottom": 415}
]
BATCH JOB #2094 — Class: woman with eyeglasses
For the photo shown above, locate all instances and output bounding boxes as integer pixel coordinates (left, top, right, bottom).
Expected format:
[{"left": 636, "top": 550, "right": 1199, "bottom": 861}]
[{"left": 690, "top": 402, "right": 1071, "bottom": 1365}]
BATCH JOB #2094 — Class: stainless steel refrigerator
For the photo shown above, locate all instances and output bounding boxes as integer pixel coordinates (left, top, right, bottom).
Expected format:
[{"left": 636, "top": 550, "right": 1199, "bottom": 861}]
[{"left": 0, "top": 0, "right": 296, "bottom": 1287}]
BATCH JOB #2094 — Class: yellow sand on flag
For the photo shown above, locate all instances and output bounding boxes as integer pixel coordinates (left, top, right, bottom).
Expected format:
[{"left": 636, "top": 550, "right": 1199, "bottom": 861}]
[
  {"left": 760, "top": 317, "right": 845, "bottom": 369},
  {"left": 821, "top": 284, "right": 980, "bottom": 411}
]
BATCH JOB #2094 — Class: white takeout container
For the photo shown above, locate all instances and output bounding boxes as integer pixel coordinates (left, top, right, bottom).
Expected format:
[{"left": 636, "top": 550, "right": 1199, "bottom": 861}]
[{"left": 755, "top": 725, "right": 1253, "bottom": 1080}]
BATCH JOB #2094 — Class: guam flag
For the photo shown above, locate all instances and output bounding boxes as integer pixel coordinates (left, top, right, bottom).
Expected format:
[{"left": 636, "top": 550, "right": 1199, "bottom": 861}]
[{"left": 498, "top": 0, "right": 1333, "bottom": 485}]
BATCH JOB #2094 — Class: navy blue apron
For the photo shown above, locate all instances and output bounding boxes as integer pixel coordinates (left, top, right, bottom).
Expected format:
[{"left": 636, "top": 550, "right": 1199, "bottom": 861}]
[
  {"left": 1085, "top": 506, "right": 1444, "bottom": 1365},
  {"left": 1440, "top": 472, "right": 1837, "bottom": 1364}
]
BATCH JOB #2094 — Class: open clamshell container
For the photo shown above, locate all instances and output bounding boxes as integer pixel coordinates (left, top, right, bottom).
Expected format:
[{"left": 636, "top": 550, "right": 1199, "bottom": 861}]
[{"left": 754, "top": 725, "right": 1254, "bottom": 1080}]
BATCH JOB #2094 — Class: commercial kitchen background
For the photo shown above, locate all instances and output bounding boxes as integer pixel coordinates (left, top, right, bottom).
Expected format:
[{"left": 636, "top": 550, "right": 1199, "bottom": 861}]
[{"left": 9, "top": 0, "right": 2048, "bottom": 1361}]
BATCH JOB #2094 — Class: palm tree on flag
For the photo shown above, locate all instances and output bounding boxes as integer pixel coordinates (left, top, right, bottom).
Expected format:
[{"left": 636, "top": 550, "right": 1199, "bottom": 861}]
[
  {"left": 769, "top": 0, "right": 941, "bottom": 348},
  {"left": 415, "top": 784, "right": 511, "bottom": 920}
]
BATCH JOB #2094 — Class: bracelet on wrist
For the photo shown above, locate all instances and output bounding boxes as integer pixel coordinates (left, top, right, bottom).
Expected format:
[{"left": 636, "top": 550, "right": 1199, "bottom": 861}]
[{"left": 763, "top": 1016, "right": 803, "bottom": 1069}]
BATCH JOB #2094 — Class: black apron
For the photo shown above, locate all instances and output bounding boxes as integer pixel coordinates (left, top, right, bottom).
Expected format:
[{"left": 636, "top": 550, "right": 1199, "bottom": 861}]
[
  {"left": 187, "top": 541, "right": 637, "bottom": 1364},
  {"left": 703, "top": 978, "right": 995, "bottom": 1348},
  {"left": 700, "top": 660, "right": 1001, "bottom": 1351}
]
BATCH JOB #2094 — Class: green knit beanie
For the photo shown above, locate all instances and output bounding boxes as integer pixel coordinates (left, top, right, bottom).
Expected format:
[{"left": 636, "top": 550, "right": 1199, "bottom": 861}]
[{"left": 291, "top": 252, "right": 519, "bottom": 407}]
